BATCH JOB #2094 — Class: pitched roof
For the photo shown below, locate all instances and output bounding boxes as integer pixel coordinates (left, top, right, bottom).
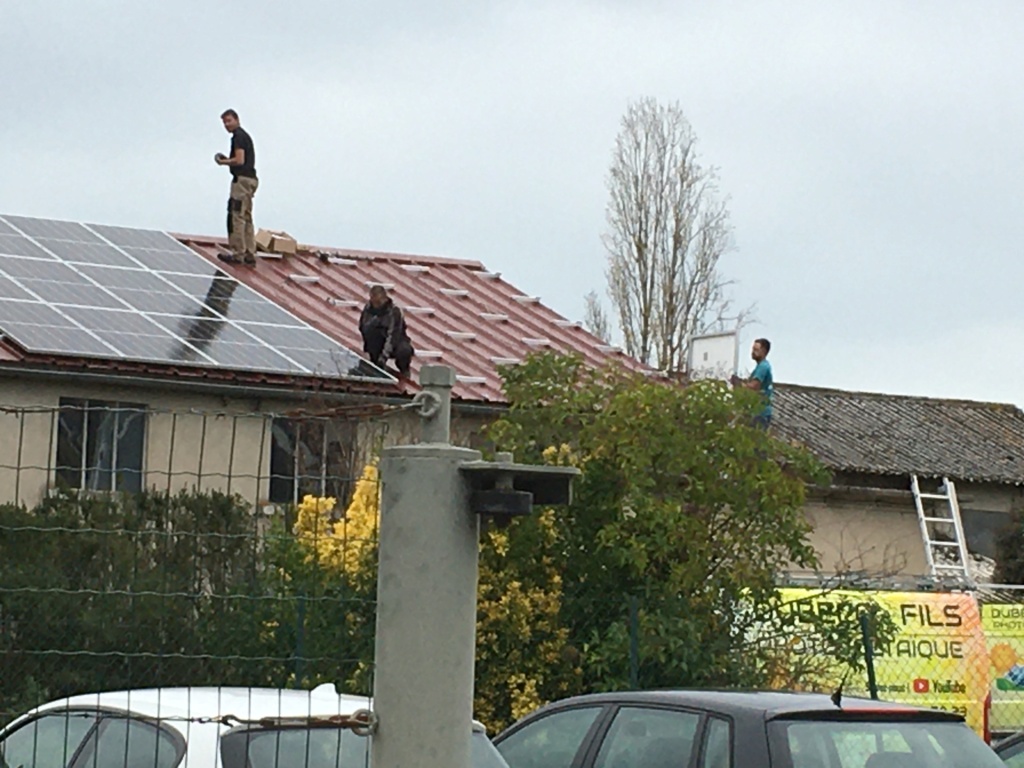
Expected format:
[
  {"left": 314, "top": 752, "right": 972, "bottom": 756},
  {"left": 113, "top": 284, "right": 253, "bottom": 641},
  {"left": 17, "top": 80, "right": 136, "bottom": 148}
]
[
  {"left": 178, "top": 235, "right": 644, "bottom": 402},
  {"left": 774, "top": 384, "right": 1024, "bottom": 485}
]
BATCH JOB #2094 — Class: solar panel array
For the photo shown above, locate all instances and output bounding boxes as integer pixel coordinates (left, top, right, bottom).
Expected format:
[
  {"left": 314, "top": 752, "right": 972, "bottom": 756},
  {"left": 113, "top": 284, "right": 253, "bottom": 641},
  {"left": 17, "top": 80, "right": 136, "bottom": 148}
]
[{"left": 0, "top": 216, "right": 392, "bottom": 381}]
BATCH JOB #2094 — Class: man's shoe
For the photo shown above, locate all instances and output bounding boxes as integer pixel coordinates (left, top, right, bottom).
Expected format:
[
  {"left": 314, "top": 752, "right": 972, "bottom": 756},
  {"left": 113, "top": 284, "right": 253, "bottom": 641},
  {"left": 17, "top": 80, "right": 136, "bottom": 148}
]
[
  {"left": 243, "top": 253, "right": 257, "bottom": 266},
  {"left": 218, "top": 253, "right": 243, "bottom": 264}
]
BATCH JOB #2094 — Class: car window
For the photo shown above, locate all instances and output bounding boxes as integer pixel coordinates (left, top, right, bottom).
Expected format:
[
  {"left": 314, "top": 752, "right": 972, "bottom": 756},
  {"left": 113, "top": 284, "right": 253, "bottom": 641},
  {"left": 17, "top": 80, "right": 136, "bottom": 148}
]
[
  {"left": 593, "top": 706, "right": 700, "bottom": 768},
  {"left": 769, "top": 720, "right": 1004, "bottom": 768},
  {"left": 497, "top": 707, "right": 602, "bottom": 768},
  {"left": 220, "top": 726, "right": 507, "bottom": 768},
  {"left": 0, "top": 712, "right": 97, "bottom": 768},
  {"left": 74, "top": 716, "right": 182, "bottom": 768},
  {"left": 1000, "top": 737, "right": 1024, "bottom": 768},
  {"left": 701, "top": 717, "right": 731, "bottom": 768}
]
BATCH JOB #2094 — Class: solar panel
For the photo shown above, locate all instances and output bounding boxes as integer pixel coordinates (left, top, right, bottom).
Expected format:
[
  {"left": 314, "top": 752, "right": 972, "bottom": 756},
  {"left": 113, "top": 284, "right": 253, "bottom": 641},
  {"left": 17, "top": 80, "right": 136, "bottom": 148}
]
[{"left": 0, "top": 215, "right": 392, "bottom": 382}]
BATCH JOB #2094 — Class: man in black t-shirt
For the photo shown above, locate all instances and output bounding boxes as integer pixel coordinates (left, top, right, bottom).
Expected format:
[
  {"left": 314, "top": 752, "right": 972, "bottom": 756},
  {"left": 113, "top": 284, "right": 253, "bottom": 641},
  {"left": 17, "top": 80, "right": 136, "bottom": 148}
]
[{"left": 215, "top": 109, "right": 258, "bottom": 265}]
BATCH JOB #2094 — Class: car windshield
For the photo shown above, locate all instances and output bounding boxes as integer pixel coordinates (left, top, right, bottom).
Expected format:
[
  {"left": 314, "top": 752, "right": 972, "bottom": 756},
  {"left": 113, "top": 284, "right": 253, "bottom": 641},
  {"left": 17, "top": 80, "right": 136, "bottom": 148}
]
[
  {"left": 221, "top": 726, "right": 508, "bottom": 768},
  {"left": 768, "top": 719, "right": 1003, "bottom": 768}
]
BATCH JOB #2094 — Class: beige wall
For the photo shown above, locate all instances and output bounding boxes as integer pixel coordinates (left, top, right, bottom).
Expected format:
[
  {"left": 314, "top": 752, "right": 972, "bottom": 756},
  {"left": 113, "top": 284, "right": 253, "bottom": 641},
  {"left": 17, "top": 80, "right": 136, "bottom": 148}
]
[{"left": 0, "top": 376, "right": 495, "bottom": 509}]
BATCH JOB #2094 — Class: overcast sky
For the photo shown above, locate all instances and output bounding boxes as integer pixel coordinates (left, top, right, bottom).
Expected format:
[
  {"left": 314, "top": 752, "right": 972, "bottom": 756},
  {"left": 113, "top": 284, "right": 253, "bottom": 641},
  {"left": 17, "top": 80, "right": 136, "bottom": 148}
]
[{"left": 2, "top": 1, "right": 1022, "bottom": 403}]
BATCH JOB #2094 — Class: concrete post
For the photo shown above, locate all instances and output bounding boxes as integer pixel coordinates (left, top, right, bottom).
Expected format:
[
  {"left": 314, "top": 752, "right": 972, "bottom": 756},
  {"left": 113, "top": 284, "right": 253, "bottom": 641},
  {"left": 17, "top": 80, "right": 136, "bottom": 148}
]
[{"left": 371, "top": 366, "right": 481, "bottom": 768}]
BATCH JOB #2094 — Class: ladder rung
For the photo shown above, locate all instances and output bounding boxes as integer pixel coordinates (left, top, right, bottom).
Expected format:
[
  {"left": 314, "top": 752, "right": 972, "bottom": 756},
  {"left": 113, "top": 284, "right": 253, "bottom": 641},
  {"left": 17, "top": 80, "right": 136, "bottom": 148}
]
[
  {"left": 923, "top": 516, "right": 955, "bottom": 524},
  {"left": 933, "top": 564, "right": 969, "bottom": 571},
  {"left": 928, "top": 541, "right": 961, "bottom": 548},
  {"left": 917, "top": 493, "right": 952, "bottom": 500}
]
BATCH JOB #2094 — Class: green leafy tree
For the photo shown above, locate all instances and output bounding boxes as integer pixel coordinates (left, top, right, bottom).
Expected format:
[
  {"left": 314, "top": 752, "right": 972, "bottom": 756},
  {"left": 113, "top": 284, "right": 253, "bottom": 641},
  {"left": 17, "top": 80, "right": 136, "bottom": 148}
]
[{"left": 488, "top": 352, "right": 878, "bottom": 699}]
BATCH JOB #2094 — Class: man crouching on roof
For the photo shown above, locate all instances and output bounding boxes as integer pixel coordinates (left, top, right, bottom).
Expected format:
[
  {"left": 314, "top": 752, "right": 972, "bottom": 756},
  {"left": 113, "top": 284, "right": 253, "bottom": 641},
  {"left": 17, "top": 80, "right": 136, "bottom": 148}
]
[{"left": 359, "top": 285, "right": 415, "bottom": 377}]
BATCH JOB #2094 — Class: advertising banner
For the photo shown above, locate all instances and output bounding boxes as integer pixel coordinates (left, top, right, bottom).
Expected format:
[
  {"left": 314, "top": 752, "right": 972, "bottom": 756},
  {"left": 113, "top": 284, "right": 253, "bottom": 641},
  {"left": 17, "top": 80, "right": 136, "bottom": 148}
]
[
  {"left": 779, "top": 589, "right": 988, "bottom": 735},
  {"left": 981, "top": 603, "right": 1024, "bottom": 733}
]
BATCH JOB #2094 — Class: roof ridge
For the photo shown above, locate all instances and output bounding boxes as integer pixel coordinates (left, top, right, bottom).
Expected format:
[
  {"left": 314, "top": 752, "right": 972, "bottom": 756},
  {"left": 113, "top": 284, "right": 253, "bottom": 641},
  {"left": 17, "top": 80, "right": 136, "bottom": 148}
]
[
  {"left": 778, "top": 382, "right": 1021, "bottom": 412},
  {"left": 172, "top": 234, "right": 486, "bottom": 269}
]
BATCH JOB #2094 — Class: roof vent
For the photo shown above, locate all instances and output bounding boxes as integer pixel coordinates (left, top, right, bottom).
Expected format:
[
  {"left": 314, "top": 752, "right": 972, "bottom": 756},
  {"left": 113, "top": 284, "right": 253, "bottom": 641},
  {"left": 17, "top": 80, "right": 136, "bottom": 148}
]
[
  {"left": 479, "top": 312, "right": 509, "bottom": 322},
  {"left": 490, "top": 356, "right": 521, "bottom": 365},
  {"left": 596, "top": 344, "right": 623, "bottom": 353},
  {"left": 446, "top": 330, "right": 477, "bottom": 341},
  {"left": 405, "top": 306, "right": 436, "bottom": 315},
  {"left": 401, "top": 264, "right": 431, "bottom": 273},
  {"left": 289, "top": 274, "right": 320, "bottom": 284},
  {"left": 364, "top": 281, "right": 396, "bottom": 290},
  {"left": 418, "top": 350, "right": 443, "bottom": 359},
  {"left": 440, "top": 288, "right": 470, "bottom": 297},
  {"left": 327, "top": 256, "right": 358, "bottom": 266},
  {"left": 513, "top": 295, "right": 541, "bottom": 304},
  {"left": 478, "top": 271, "right": 501, "bottom": 280},
  {"left": 554, "top": 319, "right": 583, "bottom": 328},
  {"left": 457, "top": 375, "right": 487, "bottom": 385},
  {"left": 523, "top": 337, "right": 550, "bottom": 347},
  {"left": 327, "top": 298, "right": 361, "bottom": 308}
]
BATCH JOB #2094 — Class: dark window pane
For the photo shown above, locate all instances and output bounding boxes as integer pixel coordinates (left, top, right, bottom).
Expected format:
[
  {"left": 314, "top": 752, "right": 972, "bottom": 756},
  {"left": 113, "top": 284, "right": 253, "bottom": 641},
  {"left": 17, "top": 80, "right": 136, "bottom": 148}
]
[
  {"left": 55, "top": 398, "right": 146, "bottom": 493},
  {"left": 593, "top": 706, "right": 700, "bottom": 768},
  {"left": 497, "top": 707, "right": 602, "bottom": 768},
  {"left": 77, "top": 716, "right": 182, "bottom": 768},
  {"left": 0, "top": 711, "right": 97, "bottom": 768}
]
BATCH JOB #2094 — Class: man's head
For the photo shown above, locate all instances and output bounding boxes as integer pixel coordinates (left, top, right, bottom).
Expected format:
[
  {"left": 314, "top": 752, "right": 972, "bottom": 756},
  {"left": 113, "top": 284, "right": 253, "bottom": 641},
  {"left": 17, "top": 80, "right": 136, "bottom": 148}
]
[
  {"left": 752, "top": 338, "right": 771, "bottom": 362},
  {"left": 369, "top": 285, "right": 390, "bottom": 309},
  {"left": 221, "top": 109, "right": 240, "bottom": 132}
]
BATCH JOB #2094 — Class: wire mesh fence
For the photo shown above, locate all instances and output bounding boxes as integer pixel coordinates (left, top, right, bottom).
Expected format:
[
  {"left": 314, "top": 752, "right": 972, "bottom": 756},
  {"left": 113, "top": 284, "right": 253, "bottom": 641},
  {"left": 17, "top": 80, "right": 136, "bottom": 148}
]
[{"left": 0, "top": 402, "right": 388, "bottom": 731}]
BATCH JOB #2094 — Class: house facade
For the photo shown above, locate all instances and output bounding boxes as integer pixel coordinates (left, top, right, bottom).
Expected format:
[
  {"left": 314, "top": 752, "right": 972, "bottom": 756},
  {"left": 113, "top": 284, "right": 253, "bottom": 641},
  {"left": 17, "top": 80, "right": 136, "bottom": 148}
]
[{"left": 773, "top": 384, "right": 1024, "bottom": 585}]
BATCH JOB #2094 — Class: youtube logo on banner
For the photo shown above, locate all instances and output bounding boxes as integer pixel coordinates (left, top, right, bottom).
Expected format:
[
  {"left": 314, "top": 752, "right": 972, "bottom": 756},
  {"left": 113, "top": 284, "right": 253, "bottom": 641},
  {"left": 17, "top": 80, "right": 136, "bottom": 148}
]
[{"left": 913, "top": 679, "right": 931, "bottom": 694}]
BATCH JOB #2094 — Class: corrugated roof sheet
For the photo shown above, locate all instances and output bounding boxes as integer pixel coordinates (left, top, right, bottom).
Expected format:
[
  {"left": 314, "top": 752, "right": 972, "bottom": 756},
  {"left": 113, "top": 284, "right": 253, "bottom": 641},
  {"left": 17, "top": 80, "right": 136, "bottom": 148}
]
[
  {"left": 774, "top": 384, "right": 1024, "bottom": 485},
  {"left": 178, "top": 235, "right": 646, "bottom": 402}
]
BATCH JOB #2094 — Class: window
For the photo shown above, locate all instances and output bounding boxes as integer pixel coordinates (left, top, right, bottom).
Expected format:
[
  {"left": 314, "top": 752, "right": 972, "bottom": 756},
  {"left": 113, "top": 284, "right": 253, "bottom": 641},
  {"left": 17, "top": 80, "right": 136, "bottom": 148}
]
[
  {"left": 769, "top": 720, "right": 1003, "bottom": 768},
  {"left": 56, "top": 399, "right": 146, "bottom": 493},
  {"left": 1001, "top": 738, "right": 1024, "bottom": 768},
  {"left": 76, "top": 716, "right": 182, "bottom": 768},
  {"left": 701, "top": 717, "right": 731, "bottom": 768},
  {"left": 269, "top": 417, "right": 357, "bottom": 505},
  {"left": 496, "top": 707, "right": 602, "bottom": 768},
  {"left": 0, "top": 711, "right": 97, "bottom": 768},
  {"left": 593, "top": 706, "right": 700, "bottom": 768},
  {"left": 221, "top": 726, "right": 506, "bottom": 768}
]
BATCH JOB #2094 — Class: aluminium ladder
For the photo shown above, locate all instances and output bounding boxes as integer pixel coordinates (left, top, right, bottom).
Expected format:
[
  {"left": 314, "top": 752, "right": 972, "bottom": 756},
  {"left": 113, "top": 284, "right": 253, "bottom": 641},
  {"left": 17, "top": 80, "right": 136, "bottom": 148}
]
[{"left": 910, "top": 474, "right": 972, "bottom": 582}]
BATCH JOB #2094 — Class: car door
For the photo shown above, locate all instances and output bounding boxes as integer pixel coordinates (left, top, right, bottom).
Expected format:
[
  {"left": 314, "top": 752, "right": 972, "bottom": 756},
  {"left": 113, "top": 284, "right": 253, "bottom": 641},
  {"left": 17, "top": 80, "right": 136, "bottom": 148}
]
[
  {"left": 496, "top": 706, "right": 605, "bottom": 768},
  {"left": 587, "top": 706, "right": 702, "bottom": 768}
]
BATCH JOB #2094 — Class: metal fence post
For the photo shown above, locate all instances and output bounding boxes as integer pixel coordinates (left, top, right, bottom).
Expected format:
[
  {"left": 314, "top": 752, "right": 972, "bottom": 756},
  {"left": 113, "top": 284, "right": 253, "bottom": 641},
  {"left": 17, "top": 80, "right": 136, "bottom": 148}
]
[
  {"left": 859, "top": 611, "right": 879, "bottom": 700},
  {"left": 628, "top": 595, "right": 640, "bottom": 688}
]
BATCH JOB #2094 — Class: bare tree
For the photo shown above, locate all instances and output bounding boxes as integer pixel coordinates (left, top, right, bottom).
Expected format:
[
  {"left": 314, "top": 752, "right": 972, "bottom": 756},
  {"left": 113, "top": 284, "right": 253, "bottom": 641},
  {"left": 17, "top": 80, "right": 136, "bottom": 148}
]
[
  {"left": 603, "top": 97, "right": 753, "bottom": 372},
  {"left": 582, "top": 290, "right": 612, "bottom": 343}
]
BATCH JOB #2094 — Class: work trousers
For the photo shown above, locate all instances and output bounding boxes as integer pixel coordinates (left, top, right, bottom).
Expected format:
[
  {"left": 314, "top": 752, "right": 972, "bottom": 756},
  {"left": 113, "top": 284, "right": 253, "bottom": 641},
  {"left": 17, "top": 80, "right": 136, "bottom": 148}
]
[{"left": 227, "top": 176, "right": 258, "bottom": 257}]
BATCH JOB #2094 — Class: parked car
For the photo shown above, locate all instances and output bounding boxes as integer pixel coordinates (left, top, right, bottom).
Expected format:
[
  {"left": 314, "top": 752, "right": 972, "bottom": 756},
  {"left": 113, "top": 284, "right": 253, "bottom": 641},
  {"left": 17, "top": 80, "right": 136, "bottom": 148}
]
[
  {"left": 995, "top": 729, "right": 1024, "bottom": 765},
  {"left": 0, "top": 684, "right": 508, "bottom": 768},
  {"left": 493, "top": 690, "right": 1002, "bottom": 768}
]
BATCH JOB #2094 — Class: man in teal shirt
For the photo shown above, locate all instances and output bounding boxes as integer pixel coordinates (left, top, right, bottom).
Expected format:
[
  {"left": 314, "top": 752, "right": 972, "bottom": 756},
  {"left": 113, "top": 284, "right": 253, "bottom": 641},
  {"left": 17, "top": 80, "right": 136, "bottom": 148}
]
[{"left": 731, "top": 338, "right": 773, "bottom": 428}]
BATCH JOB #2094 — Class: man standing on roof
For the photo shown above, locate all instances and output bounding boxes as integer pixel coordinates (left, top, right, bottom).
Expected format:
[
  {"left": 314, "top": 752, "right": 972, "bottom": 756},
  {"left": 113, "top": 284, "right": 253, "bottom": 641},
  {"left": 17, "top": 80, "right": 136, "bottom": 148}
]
[
  {"left": 731, "top": 338, "right": 774, "bottom": 429},
  {"left": 360, "top": 285, "right": 415, "bottom": 377},
  {"left": 215, "top": 109, "right": 258, "bottom": 266}
]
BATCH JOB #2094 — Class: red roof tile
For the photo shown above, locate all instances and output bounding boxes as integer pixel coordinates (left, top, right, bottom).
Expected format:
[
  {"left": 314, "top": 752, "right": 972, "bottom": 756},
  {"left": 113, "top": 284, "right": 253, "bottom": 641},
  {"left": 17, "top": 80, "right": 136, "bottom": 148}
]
[{"left": 176, "top": 235, "right": 645, "bottom": 402}]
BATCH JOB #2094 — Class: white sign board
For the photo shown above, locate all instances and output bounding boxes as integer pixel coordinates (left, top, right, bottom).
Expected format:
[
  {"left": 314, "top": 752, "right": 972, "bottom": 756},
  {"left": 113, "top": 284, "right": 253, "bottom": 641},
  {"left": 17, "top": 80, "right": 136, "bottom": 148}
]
[{"left": 687, "top": 331, "right": 738, "bottom": 381}]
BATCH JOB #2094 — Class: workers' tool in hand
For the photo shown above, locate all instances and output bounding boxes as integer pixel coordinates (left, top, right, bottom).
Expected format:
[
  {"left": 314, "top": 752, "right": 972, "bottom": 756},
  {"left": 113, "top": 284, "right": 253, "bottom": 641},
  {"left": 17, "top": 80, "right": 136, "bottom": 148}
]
[{"left": 214, "top": 152, "right": 227, "bottom": 164}]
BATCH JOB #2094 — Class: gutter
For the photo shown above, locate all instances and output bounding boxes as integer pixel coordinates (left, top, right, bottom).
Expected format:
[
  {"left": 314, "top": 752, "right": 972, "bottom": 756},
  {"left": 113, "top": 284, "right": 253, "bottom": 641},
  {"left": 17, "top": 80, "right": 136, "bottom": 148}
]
[{"left": 0, "top": 364, "right": 510, "bottom": 416}]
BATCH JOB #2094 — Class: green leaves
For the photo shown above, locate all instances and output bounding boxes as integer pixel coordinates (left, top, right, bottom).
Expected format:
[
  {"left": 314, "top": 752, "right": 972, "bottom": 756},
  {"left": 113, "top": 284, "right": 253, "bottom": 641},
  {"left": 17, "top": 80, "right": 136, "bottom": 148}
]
[{"left": 486, "top": 352, "right": 852, "bottom": 699}]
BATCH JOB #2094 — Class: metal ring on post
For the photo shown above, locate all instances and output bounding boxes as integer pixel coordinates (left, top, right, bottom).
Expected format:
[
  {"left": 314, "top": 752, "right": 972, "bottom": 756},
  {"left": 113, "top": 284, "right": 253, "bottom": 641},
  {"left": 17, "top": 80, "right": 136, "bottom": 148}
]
[{"left": 406, "top": 390, "right": 441, "bottom": 420}]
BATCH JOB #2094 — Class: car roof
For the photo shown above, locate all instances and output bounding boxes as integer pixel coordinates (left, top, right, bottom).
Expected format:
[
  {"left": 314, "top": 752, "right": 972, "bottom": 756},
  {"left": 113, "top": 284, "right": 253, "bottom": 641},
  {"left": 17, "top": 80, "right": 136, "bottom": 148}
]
[
  {"left": 23, "top": 685, "right": 489, "bottom": 734},
  {"left": 536, "top": 690, "right": 962, "bottom": 720},
  {"left": 31, "top": 684, "right": 369, "bottom": 721}
]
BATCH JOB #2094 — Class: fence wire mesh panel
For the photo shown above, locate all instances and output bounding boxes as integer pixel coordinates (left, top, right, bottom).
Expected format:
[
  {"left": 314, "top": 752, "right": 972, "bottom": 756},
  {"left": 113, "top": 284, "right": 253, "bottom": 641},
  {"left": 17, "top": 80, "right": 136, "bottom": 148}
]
[{"left": 0, "top": 402, "right": 386, "bottom": 751}]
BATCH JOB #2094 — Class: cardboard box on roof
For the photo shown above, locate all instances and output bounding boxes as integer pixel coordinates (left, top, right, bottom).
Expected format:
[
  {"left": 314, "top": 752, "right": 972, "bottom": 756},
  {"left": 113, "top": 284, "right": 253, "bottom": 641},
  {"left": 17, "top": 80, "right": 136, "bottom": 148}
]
[
  {"left": 255, "top": 228, "right": 298, "bottom": 256},
  {"left": 269, "top": 231, "right": 297, "bottom": 255},
  {"left": 255, "top": 228, "right": 274, "bottom": 252}
]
